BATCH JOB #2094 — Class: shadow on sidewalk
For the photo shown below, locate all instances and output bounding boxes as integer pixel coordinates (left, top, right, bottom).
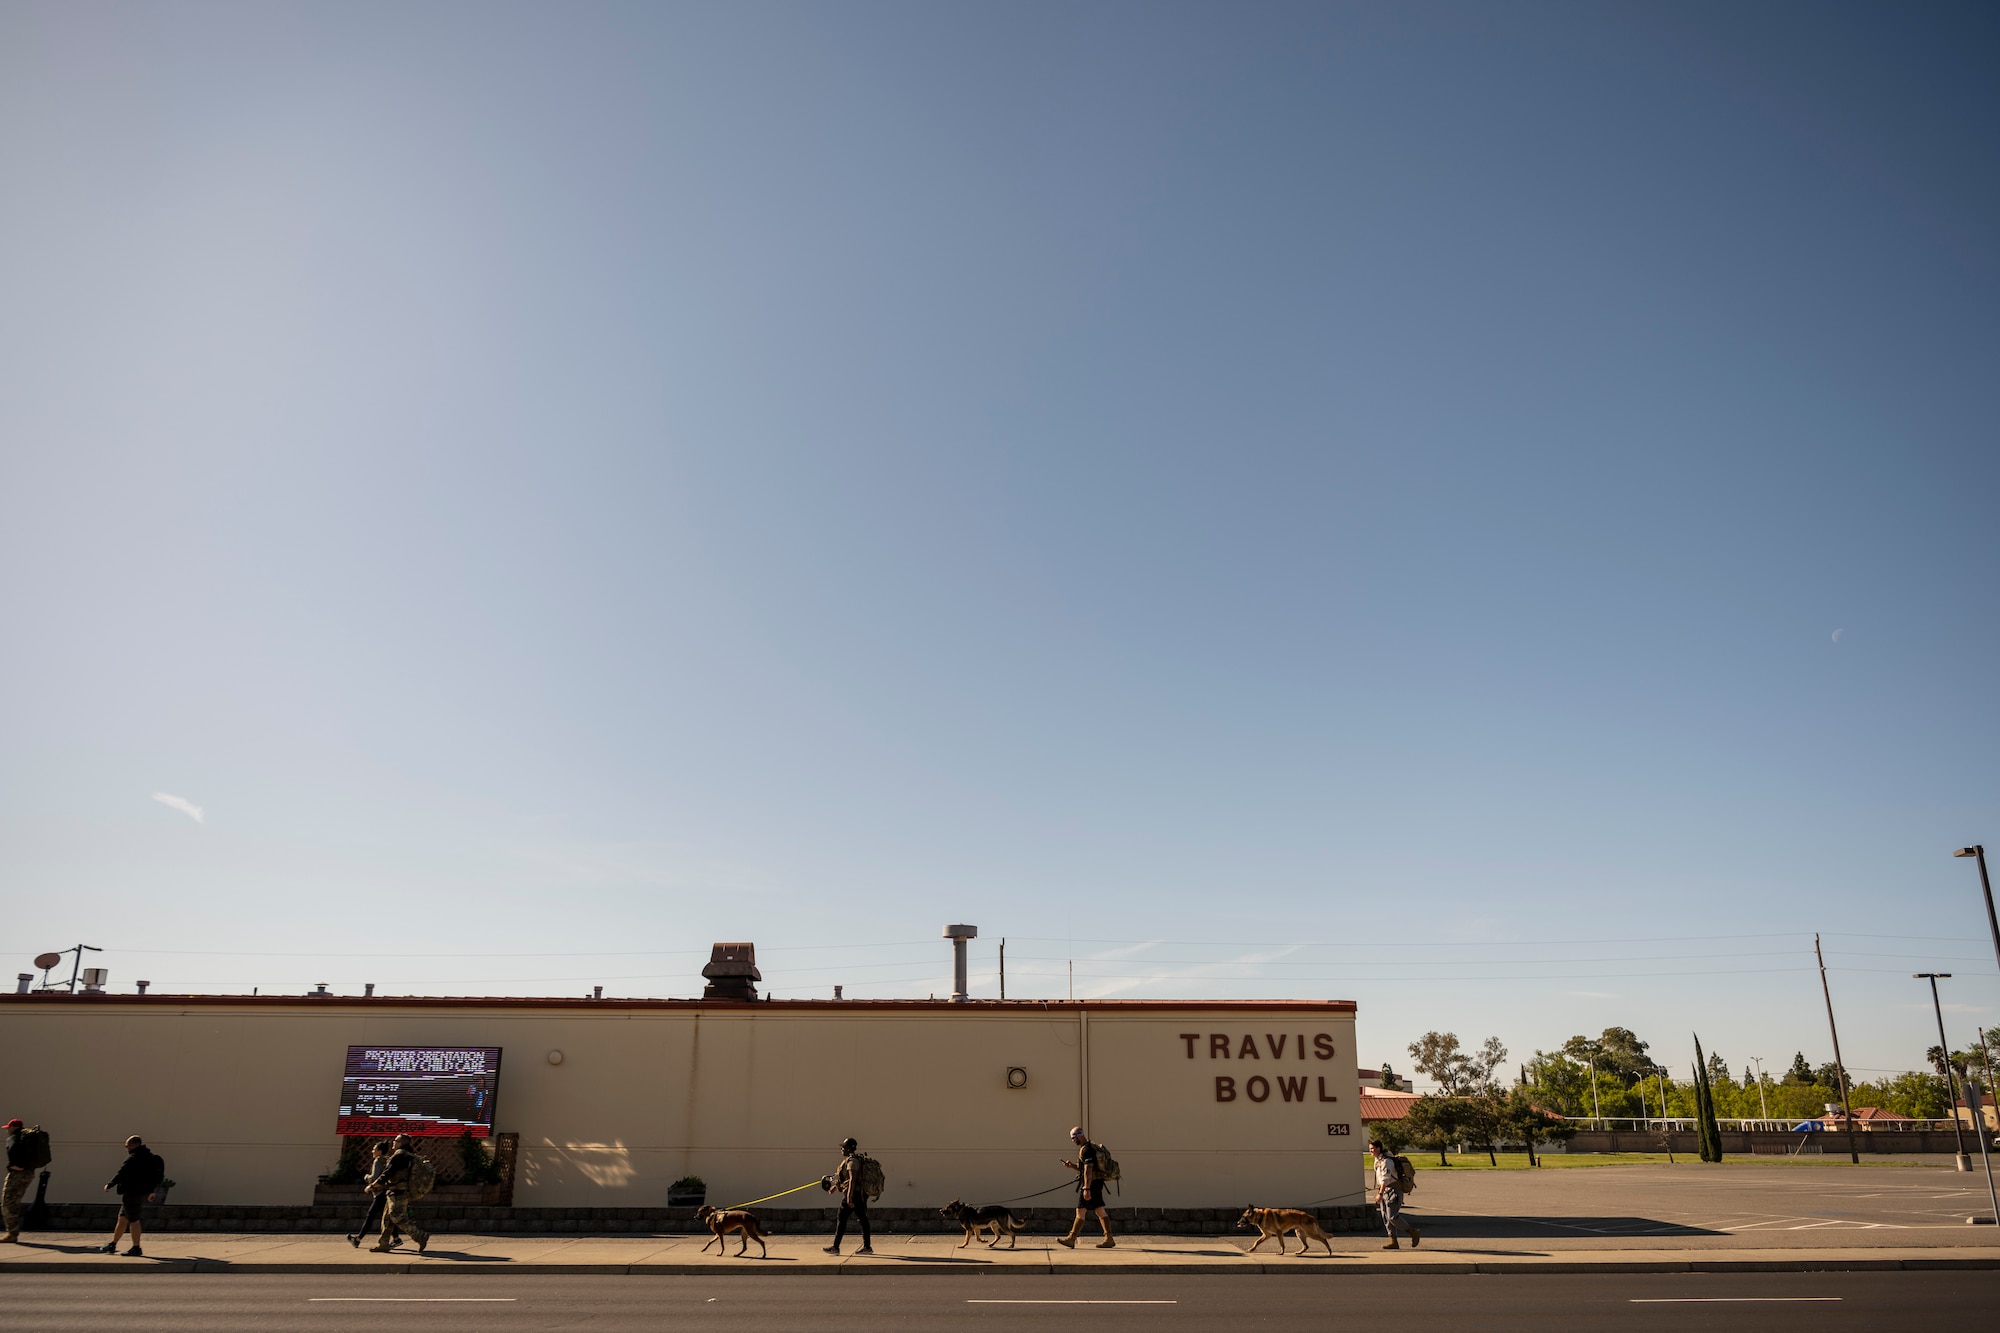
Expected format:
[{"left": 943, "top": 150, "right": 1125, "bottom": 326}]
[{"left": 1410, "top": 1214, "right": 1723, "bottom": 1238}]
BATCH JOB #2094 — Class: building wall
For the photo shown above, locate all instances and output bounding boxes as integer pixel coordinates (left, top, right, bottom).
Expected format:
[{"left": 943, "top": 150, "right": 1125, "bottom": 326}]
[{"left": 0, "top": 997, "right": 1363, "bottom": 1210}]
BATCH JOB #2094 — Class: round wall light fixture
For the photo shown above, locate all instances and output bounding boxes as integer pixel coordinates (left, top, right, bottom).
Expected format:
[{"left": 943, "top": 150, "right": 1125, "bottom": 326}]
[
  {"left": 547, "top": 1049, "right": 565, "bottom": 1066},
  {"left": 1006, "top": 1066, "right": 1028, "bottom": 1089}
]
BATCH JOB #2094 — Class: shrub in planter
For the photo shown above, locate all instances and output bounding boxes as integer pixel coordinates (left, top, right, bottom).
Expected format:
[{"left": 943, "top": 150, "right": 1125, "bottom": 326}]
[{"left": 667, "top": 1175, "right": 705, "bottom": 1206}]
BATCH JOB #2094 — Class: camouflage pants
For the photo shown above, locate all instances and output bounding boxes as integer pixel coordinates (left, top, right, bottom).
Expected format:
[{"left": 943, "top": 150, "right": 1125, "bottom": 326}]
[
  {"left": 2, "top": 1169, "right": 30, "bottom": 1233},
  {"left": 382, "top": 1194, "right": 426, "bottom": 1247}
]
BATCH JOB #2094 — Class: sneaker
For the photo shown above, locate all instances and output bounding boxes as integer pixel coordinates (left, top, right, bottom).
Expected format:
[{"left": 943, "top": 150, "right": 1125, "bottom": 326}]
[
  {"left": 822, "top": 1245, "right": 840, "bottom": 1254},
  {"left": 126, "top": 1247, "right": 143, "bottom": 1257},
  {"left": 347, "top": 1234, "right": 361, "bottom": 1248},
  {"left": 98, "top": 1242, "right": 117, "bottom": 1254},
  {"left": 854, "top": 1246, "right": 873, "bottom": 1255}
]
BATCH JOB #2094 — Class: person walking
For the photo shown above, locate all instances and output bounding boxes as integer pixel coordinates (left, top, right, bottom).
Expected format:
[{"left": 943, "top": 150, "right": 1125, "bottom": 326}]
[
  {"left": 367, "top": 1135, "right": 429, "bottom": 1254},
  {"left": 99, "top": 1135, "right": 166, "bottom": 1256},
  {"left": 819, "top": 1137, "right": 873, "bottom": 1255},
  {"left": 1056, "top": 1126, "right": 1114, "bottom": 1249},
  {"left": 3, "top": 1119, "right": 43, "bottom": 1243},
  {"left": 347, "top": 1141, "right": 394, "bottom": 1249},
  {"left": 1369, "top": 1139, "right": 1421, "bottom": 1250}
]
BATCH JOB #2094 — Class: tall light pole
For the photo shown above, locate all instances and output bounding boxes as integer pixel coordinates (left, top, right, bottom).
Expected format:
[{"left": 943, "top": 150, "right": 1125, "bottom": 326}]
[
  {"left": 1750, "top": 1056, "right": 1772, "bottom": 1122},
  {"left": 1954, "top": 846, "right": 2000, "bottom": 974},
  {"left": 1915, "top": 973, "right": 1972, "bottom": 1172}
]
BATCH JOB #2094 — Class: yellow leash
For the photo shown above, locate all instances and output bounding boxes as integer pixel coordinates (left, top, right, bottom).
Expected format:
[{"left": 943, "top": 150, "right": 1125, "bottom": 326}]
[{"left": 717, "top": 1179, "right": 827, "bottom": 1211}]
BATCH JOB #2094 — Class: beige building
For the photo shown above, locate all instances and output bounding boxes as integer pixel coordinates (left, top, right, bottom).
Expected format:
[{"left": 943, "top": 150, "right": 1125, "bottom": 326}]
[{"left": 0, "top": 993, "right": 1363, "bottom": 1210}]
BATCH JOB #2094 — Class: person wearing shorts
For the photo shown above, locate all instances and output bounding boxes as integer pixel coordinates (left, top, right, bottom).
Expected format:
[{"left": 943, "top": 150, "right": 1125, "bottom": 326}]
[
  {"left": 1369, "top": 1139, "right": 1421, "bottom": 1250},
  {"left": 1056, "top": 1126, "right": 1113, "bottom": 1249},
  {"left": 100, "top": 1136, "right": 165, "bottom": 1257}
]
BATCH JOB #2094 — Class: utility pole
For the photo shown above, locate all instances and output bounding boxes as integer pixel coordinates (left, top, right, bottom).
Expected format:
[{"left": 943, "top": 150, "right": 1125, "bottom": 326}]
[
  {"left": 1654, "top": 1066, "right": 1672, "bottom": 1125},
  {"left": 1814, "top": 934, "right": 1861, "bottom": 1165},
  {"left": 1916, "top": 973, "right": 1972, "bottom": 1171},
  {"left": 999, "top": 939, "right": 1005, "bottom": 1001},
  {"left": 1750, "top": 1056, "right": 1771, "bottom": 1122},
  {"left": 1587, "top": 1056, "right": 1603, "bottom": 1129},
  {"left": 60, "top": 944, "right": 101, "bottom": 994}
]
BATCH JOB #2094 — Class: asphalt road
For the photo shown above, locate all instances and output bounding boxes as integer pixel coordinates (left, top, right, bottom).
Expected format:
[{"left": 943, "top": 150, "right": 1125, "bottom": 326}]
[{"left": 0, "top": 1272, "right": 1989, "bottom": 1332}]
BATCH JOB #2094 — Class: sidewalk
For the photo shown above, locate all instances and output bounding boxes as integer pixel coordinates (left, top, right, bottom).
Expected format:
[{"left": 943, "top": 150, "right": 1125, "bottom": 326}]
[{"left": 2, "top": 1230, "right": 1995, "bottom": 1275}]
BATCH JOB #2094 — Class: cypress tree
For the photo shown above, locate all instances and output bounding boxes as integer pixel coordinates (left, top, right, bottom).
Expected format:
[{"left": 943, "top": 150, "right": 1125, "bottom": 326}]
[{"left": 1692, "top": 1034, "right": 1724, "bottom": 1162}]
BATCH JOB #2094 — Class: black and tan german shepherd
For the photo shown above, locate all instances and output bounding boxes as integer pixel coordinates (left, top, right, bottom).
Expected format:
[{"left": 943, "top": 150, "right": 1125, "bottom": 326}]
[
  {"left": 1237, "top": 1205, "right": 1335, "bottom": 1256},
  {"left": 939, "top": 1198, "right": 1026, "bottom": 1248}
]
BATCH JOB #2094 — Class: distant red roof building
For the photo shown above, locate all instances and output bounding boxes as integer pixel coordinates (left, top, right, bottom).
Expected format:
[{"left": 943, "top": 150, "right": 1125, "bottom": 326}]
[{"left": 1360, "top": 1088, "right": 1420, "bottom": 1122}]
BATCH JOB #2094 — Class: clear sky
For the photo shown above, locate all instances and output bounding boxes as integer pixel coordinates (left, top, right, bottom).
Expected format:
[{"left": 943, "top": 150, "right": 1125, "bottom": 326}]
[{"left": 2, "top": 1, "right": 1997, "bottom": 1090}]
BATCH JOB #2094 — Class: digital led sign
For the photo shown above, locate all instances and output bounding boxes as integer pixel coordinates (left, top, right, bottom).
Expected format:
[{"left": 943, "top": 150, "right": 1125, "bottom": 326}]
[{"left": 336, "top": 1046, "right": 502, "bottom": 1138}]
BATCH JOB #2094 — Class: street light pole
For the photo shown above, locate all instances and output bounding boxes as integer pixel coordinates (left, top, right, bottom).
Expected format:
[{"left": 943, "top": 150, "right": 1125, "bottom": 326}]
[
  {"left": 1750, "top": 1056, "right": 1772, "bottom": 1123},
  {"left": 1916, "top": 973, "right": 1972, "bottom": 1171},
  {"left": 1954, "top": 846, "right": 2000, "bottom": 975}
]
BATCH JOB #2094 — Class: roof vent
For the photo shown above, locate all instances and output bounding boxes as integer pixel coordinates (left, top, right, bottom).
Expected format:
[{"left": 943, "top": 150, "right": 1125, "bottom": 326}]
[{"left": 702, "top": 942, "right": 760, "bottom": 1001}]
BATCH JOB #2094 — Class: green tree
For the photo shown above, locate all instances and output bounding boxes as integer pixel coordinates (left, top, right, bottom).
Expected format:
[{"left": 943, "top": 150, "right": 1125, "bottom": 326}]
[
  {"left": 1691, "top": 1034, "right": 1724, "bottom": 1162},
  {"left": 1408, "top": 1032, "right": 1508, "bottom": 1095},
  {"left": 1402, "top": 1096, "right": 1474, "bottom": 1167},
  {"left": 1499, "top": 1088, "right": 1574, "bottom": 1167},
  {"left": 1564, "top": 1028, "right": 1654, "bottom": 1085},
  {"left": 1377, "top": 1062, "right": 1402, "bottom": 1091},
  {"left": 1785, "top": 1051, "right": 1816, "bottom": 1084}
]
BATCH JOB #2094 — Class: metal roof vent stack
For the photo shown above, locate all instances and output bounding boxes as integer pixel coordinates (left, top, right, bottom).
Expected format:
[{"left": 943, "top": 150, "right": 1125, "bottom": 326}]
[
  {"left": 81, "top": 968, "right": 107, "bottom": 993},
  {"left": 364, "top": 983, "right": 375, "bottom": 997},
  {"left": 701, "top": 942, "right": 760, "bottom": 1001},
  {"left": 135, "top": 980, "right": 149, "bottom": 995},
  {"left": 14, "top": 974, "right": 29, "bottom": 994},
  {"left": 311, "top": 983, "right": 330, "bottom": 997},
  {"left": 833, "top": 985, "right": 843, "bottom": 1000},
  {"left": 944, "top": 925, "right": 978, "bottom": 1002}
]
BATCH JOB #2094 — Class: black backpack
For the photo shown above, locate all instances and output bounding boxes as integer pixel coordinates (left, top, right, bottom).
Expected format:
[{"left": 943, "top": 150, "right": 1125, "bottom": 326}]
[{"left": 12, "top": 1127, "right": 51, "bottom": 1171}]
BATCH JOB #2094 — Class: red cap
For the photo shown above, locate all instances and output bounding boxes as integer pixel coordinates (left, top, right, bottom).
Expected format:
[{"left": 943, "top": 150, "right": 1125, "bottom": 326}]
[{"left": 3, "top": 1119, "right": 21, "bottom": 1130}]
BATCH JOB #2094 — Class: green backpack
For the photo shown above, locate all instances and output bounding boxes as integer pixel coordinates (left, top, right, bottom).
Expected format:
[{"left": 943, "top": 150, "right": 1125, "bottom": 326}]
[
  {"left": 1089, "top": 1142, "right": 1120, "bottom": 1185},
  {"left": 856, "top": 1154, "right": 885, "bottom": 1201},
  {"left": 405, "top": 1155, "right": 437, "bottom": 1201}
]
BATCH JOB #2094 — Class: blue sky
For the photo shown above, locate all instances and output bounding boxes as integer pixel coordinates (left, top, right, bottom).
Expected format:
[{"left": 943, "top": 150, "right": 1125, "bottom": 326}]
[{"left": 2, "top": 1, "right": 1997, "bottom": 1089}]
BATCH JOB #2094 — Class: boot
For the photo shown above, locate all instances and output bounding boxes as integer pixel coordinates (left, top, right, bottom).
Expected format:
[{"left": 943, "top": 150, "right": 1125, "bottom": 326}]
[
  {"left": 1056, "top": 1218, "right": 1083, "bottom": 1249},
  {"left": 1409, "top": 1226, "right": 1422, "bottom": 1248},
  {"left": 1380, "top": 1239, "right": 1400, "bottom": 1250},
  {"left": 1095, "top": 1216, "right": 1115, "bottom": 1249},
  {"left": 2, "top": 1231, "right": 18, "bottom": 1243}
]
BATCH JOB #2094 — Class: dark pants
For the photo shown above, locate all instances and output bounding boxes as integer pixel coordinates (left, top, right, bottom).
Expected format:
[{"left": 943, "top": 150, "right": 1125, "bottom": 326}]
[
  {"left": 118, "top": 1192, "right": 148, "bottom": 1223},
  {"left": 359, "top": 1192, "right": 389, "bottom": 1240},
  {"left": 833, "top": 1199, "right": 871, "bottom": 1248}
]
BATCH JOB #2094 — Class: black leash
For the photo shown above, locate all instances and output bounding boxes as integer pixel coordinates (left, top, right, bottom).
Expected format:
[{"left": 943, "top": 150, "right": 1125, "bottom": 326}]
[{"left": 986, "top": 1179, "right": 1079, "bottom": 1206}]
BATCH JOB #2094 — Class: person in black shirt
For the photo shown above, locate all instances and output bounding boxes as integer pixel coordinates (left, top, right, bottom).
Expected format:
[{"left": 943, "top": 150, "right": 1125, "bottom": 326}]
[
  {"left": 1056, "top": 1126, "right": 1113, "bottom": 1249},
  {"left": 99, "top": 1136, "right": 165, "bottom": 1256}
]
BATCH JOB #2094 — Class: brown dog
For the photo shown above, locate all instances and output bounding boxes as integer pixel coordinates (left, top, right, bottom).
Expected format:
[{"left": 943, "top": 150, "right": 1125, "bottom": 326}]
[
  {"left": 1237, "top": 1205, "right": 1334, "bottom": 1257},
  {"left": 938, "top": 1198, "right": 1025, "bottom": 1248},
  {"left": 696, "top": 1205, "right": 769, "bottom": 1258}
]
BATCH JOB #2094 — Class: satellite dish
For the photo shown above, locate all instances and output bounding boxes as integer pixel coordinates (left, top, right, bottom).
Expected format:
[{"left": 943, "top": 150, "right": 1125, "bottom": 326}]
[{"left": 33, "top": 953, "right": 61, "bottom": 971}]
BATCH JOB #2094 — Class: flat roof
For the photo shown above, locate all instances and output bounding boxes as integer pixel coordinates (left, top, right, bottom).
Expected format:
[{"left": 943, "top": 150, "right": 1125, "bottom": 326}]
[{"left": 0, "top": 993, "right": 1356, "bottom": 1014}]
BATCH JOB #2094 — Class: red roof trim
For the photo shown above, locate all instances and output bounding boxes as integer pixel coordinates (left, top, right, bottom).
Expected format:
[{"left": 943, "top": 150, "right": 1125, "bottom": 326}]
[{"left": 0, "top": 993, "right": 1357, "bottom": 1014}]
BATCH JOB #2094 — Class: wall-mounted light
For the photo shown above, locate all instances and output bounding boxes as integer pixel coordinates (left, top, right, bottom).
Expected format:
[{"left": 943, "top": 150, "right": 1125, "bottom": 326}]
[
  {"left": 1006, "top": 1066, "right": 1028, "bottom": 1089},
  {"left": 547, "top": 1050, "right": 565, "bottom": 1066}
]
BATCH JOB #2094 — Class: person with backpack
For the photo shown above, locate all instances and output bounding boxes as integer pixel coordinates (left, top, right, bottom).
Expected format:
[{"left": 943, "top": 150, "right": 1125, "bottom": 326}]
[
  {"left": 1056, "top": 1126, "right": 1114, "bottom": 1249},
  {"left": 366, "top": 1135, "right": 430, "bottom": 1253},
  {"left": 1368, "top": 1138, "right": 1421, "bottom": 1250},
  {"left": 819, "top": 1137, "right": 875, "bottom": 1255},
  {"left": 99, "top": 1135, "right": 166, "bottom": 1256},
  {"left": 3, "top": 1118, "right": 50, "bottom": 1243}
]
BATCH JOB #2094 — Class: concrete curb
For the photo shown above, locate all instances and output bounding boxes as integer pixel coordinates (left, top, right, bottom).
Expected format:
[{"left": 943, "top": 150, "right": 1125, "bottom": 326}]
[{"left": 4, "top": 1255, "right": 1998, "bottom": 1276}]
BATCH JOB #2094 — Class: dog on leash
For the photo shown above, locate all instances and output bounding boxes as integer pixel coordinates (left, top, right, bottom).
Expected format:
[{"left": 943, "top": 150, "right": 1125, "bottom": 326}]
[
  {"left": 696, "top": 1205, "right": 769, "bottom": 1258},
  {"left": 938, "top": 1198, "right": 1026, "bottom": 1249},
  {"left": 1237, "top": 1205, "right": 1335, "bottom": 1257}
]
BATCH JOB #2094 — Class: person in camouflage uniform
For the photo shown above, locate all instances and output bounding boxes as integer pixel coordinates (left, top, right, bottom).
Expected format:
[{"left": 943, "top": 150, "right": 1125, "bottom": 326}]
[
  {"left": 367, "top": 1135, "right": 429, "bottom": 1254},
  {"left": 819, "top": 1137, "right": 873, "bottom": 1255}
]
